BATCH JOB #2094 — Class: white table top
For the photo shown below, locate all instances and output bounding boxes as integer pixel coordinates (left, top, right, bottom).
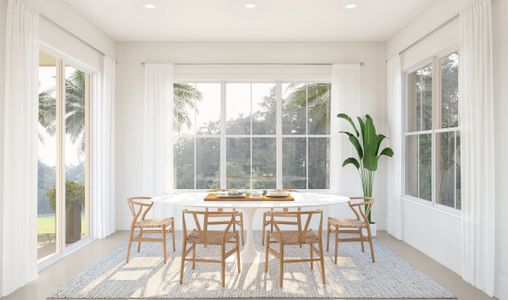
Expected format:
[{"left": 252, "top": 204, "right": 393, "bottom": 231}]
[{"left": 151, "top": 192, "right": 350, "bottom": 209}]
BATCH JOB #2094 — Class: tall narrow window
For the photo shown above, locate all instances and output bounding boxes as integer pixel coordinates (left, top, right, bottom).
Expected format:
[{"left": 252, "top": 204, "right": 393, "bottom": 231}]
[
  {"left": 38, "top": 52, "right": 58, "bottom": 260},
  {"left": 64, "top": 66, "right": 89, "bottom": 246},
  {"left": 282, "top": 83, "right": 331, "bottom": 189},
  {"left": 37, "top": 51, "right": 90, "bottom": 261},
  {"left": 404, "top": 52, "right": 461, "bottom": 211}
]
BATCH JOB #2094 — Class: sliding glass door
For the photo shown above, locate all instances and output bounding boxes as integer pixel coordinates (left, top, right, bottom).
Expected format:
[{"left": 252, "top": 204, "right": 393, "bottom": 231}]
[{"left": 37, "top": 51, "right": 90, "bottom": 261}]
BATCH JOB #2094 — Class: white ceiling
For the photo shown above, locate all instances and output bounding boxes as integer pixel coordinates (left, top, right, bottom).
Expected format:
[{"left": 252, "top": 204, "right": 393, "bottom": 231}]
[{"left": 63, "top": 0, "right": 435, "bottom": 42}]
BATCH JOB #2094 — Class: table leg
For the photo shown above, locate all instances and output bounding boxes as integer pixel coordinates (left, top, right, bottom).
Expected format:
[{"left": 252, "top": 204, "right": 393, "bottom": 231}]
[{"left": 239, "top": 207, "right": 259, "bottom": 263}]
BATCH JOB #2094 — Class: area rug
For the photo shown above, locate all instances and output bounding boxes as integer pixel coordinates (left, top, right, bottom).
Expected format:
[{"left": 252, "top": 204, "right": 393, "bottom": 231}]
[{"left": 49, "top": 232, "right": 455, "bottom": 299}]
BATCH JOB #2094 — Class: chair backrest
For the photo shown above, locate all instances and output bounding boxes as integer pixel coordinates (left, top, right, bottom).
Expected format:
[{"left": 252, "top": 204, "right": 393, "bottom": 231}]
[
  {"left": 127, "top": 197, "right": 153, "bottom": 226},
  {"left": 267, "top": 210, "right": 323, "bottom": 244},
  {"left": 182, "top": 209, "right": 239, "bottom": 244},
  {"left": 348, "top": 197, "right": 374, "bottom": 224}
]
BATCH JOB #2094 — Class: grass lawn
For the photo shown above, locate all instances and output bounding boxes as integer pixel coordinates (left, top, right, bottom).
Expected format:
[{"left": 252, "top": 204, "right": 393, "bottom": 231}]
[
  {"left": 38, "top": 214, "right": 56, "bottom": 234},
  {"left": 37, "top": 214, "right": 87, "bottom": 235}
]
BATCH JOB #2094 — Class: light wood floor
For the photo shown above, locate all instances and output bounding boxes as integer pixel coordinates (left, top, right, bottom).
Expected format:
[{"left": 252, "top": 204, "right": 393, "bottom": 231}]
[{"left": 1, "top": 231, "right": 496, "bottom": 300}]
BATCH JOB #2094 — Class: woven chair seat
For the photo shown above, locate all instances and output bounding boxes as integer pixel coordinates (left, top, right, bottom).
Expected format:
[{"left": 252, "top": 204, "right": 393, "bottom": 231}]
[
  {"left": 135, "top": 217, "right": 174, "bottom": 228},
  {"left": 328, "top": 217, "right": 366, "bottom": 228},
  {"left": 187, "top": 229, "right": 236, "bottom": 245},
  {"left": 268, "top": 230, "right": 319, "bottom": 245}
]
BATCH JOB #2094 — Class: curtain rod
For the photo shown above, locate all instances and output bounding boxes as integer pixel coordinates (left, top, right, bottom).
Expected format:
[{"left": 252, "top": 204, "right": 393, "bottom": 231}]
[
  {"left": 386, "top": 13, "right": 459, "bottom": 62},
  {"left": 40, "top": 13, "right": 118, "bottom": 63},
  {"left": 140, "top": 62, "right": 364, "bottom": 67}
]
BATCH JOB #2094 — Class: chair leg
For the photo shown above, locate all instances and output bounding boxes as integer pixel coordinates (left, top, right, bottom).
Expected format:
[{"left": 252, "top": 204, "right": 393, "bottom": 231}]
[
  {"left": 359, "top": 227, "right": 365, "bottom": 253},
  {"left": 318, "top": 240, "right": 326, "bottom": 285},
  {"left": 192, "top": 244, "right": 196, "bottom": 270},
  {"left": 126, "top": 227, "right": 135, "bottom": 263},
  {"left": 236, "top": 232, "right": 241, "bottom": 273},
  {"left": 310, "top": 244, "right": 314, "bottom": 270},
  {"left": 162, "top": 226, "right": 167, "bottom": 264},
  {"left": 366, "top": 226, "right": 376, "bottom": 263},
  {"left": 326, "top": 226, "right": 331, "bottom": 252},
  {"left": 279, "top": 243, "right": 284, "bottom": 288},
  {"left": 221, "top": 245, "right": 226, "bottom": 288},
  {"left": 240, "top": 214, "right": 245, "bottom": 246},
  {"left": 179, "top": 239, "right": 187, "bottom": 284},
  {"left": 334, "top": 226, "right": 339, "bottom": 264},
  {"left": 137, "top": 228, "right": 143, "bottom": 252},
  {"left": 264, "top": 232, "right": 269, "bottom": 273},
  {"left": 261, "top": 218, "right": 266, "bottom": 246},
  {"left": 172, "top": 225, "right": 176, "bottom": 252}
]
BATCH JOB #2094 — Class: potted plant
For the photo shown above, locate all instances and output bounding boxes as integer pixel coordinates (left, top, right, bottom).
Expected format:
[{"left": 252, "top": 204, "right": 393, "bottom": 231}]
[
  {"left": 338, "top": 113, "right": 393, "bottom": 236},
  {"left": 47, "top": 180, "right": 85, "bottom": 243}
]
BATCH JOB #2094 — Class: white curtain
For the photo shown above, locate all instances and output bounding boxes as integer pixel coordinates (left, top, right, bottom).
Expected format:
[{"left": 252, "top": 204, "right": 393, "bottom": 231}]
[
  {"left": 329, "top": 64, "right": 362, "bottom": 218},
  {"left": 91, "top": 56, "right": 116, "bottom": 239},
  {"left": 386, "top": 55, "right": 403, "bottom": 240},
  {"left": 142, "top": 64, "right": 174, "bottom": 216},
  {"left": 1, "top": 0, "right": 39, "bottom": 296},
  {"left": 459, "top": 0, "right": 496, "bottom": 296}
]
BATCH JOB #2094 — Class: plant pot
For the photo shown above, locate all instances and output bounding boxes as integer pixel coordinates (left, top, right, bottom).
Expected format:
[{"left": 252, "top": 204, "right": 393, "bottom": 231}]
[
  {"left": 65, "top": 202, "right": 82, "bottom": 244},
  {"left": 362, "top": 222, "right": 377, "bottom": 237}
]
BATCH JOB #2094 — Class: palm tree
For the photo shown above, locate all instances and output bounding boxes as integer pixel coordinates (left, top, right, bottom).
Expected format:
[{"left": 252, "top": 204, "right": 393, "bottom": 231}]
[
  {"left": 283, "top": 83, "right": 331, "bottom": 133},
  {"left": 173, "top": 83, "right": 202, "bottom": 131},
  {"left": 38, "top": 75, "right": 202, "bottom": 148}
]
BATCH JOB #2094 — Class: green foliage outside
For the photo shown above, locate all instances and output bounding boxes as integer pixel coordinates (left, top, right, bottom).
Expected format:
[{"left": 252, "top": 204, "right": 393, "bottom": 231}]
[{"left": 173, "top": 83, "right": 332, "bottom": 190}]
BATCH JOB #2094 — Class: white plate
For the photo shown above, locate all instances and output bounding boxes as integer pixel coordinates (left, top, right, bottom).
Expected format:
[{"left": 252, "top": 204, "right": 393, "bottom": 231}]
[
  {"left": 266, "top": 192, "right": 290, "bottom": 197},
  {"left": 217, "top": 193, "right": 247, "bottom": 198}
]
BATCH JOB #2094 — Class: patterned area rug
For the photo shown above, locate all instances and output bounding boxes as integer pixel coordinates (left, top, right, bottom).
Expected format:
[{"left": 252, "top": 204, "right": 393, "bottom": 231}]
[{"left": 49, "top": 233, "right": 455, "bottom": 299}]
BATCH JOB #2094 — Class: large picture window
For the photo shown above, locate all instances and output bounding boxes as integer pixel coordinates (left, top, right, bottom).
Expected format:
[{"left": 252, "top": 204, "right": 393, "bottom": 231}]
[
  {"left": 173, "top": 82, "right": 331, "bottom": 190},
  {"left": 404, "top": 52, "right": 460, "bottom": 210}
]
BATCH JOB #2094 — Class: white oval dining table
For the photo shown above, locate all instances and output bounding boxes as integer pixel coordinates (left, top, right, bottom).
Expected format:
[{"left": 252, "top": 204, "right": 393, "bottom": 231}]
[{"left": 151, "top": 192, "right": 350, "bottom": 263}]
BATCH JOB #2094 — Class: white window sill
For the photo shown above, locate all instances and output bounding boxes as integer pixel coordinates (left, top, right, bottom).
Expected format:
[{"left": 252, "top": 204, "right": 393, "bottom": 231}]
[{"left": 401, "top": 195, "right": 462, "bottom": 219}]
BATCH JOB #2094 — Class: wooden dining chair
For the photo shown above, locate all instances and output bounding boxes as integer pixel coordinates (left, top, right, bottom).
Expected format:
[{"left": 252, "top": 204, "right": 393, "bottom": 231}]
[
  {"left": 261, "top": 207, "right": 301, "bottom": 246},
  {"left": 125, "top": 197, "right": 176, "bottom": 264},
  {"left": 264, "top": 209, "right": 325, "bottom": 288},
  {"left": 180, "top": 209, "right": 241, "bottom": 287},
  {"left": 261, "top": 189, "right": 299, "bottom": 246},
  {"left": 326, "top": 197, "right": 375, "bottom": 263},
  {"left": 207, "top": 189, "right": 245, "bottom": 245}
]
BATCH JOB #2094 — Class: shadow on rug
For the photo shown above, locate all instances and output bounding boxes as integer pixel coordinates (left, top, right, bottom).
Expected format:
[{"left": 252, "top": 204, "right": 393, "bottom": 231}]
[{"left": 49, "top": 232, "right": 455, "bottom": 299}]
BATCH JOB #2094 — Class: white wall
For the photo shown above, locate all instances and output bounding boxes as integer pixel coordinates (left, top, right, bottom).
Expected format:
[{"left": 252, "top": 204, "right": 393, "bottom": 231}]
[
  {"left": 387, "top": 0, "right": 508, "bottom": 298},
  {"left": 115, "top": 42, "right": 388, "bottom": 230},
  {"left": 386, "top": 0, "right": 465, "bottom": 276},
  {"left": 26, "top": 0, "right": 116, "bottom": 65},
  {"left": 492, "top": 0, "right": 508, "bottom": 298},
  {"left": 0, "top": 0, "right": 7, "bottom": 295}
]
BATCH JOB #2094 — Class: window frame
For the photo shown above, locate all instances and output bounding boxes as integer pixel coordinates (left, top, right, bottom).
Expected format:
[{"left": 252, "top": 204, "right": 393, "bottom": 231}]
[
  {"left": 403, "top": 47, "right": 461, "bottom": 215},
  {"left": 37, "top": 45, "right": 94, "bottom": 268},
  {"left": 172, "top": 80, "right": 332, "bottom": 192}
]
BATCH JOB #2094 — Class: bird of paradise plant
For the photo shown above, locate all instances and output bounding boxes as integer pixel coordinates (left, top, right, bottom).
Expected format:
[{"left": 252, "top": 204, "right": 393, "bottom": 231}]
[{"left": 338, "top": 113, "right": 394, "bottom": 223}]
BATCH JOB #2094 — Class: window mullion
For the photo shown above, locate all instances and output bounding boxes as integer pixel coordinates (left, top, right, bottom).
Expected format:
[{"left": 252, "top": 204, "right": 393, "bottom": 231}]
[
  {"left": 276, "top": 82, "right": 282, "bottom": 189},
  {"left": 220, "top": 81, "right": 227, "bottom": 189}
]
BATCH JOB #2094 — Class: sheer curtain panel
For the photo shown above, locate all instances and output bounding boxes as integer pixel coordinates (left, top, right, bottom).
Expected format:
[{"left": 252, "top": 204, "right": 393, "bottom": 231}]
[
  {"left": 386, "top": 55, "right": 403, "bottom": 240},
  {"left": 142, "top": 64, "right": 174, "bottom": 216},
  {"left": 459, "top": 0, "right": 496, "bottom": 296},
  {"left": 1, "top": 0, "right": 39, "bottom": 296},
  {"left": 92, "top": 56, "right": 117, "bottom": 239}
]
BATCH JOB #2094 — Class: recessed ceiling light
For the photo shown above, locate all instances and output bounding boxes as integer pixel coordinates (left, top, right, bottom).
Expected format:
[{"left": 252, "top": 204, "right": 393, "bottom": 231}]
[
  {"left": 344, "top": 3, "right": 358, "bottom": 9},
  {"left": 245, "top": 3, "right": 256, "bottom": 9},
  {"left": 144, "top": 3, "right": 156, "bottom": 9}
]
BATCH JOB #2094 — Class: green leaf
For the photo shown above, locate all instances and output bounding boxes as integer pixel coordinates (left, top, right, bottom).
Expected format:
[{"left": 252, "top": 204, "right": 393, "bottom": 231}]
[
  {"left": 342, "top": 157, "right": 360, "bottom": 169},
  {"left": 379, "top": 147, "right": 394, "bottom": 158},
  {"left": 337, "top": 113, "right": 359, "bottom": 137},
  {"left": 339, "top": 131, "right": 363, "bottom": 159},
  {"left": 375, "top": 134, "right": 387, "bottom": 156},
  {"left": 362, "top": 115, "right": 379, "bottom": 171}
]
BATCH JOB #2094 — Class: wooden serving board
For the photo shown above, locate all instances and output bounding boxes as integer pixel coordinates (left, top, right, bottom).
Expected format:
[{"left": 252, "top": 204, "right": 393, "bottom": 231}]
[{"left": 204, "top": 193, "right": 294, "bottom": 201}]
